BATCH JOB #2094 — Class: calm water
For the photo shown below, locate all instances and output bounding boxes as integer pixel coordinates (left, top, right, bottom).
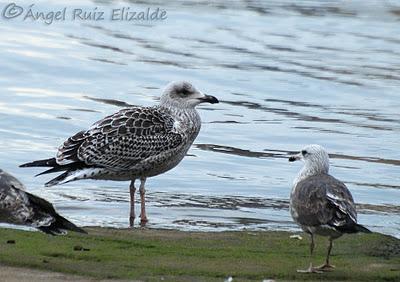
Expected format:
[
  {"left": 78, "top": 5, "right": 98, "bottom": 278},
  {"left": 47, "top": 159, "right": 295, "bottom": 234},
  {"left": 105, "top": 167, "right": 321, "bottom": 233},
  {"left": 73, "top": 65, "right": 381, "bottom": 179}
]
[{"left": 0, "top": 0, "right": 399, "bottom": 237}]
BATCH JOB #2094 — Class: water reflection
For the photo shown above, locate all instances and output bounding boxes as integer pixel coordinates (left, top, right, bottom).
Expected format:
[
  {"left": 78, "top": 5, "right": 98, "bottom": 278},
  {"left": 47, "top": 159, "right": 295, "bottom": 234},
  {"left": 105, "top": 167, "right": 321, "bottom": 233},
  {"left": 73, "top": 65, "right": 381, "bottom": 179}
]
[
  {"left": 223, "top": 100, "right": 395, "bottom": 132},
  {"left": 195, "top": 143, "right": 400, "bottom": 167},
  {"left": 83, "top": 95, "right": 135, "bottom": 107}
]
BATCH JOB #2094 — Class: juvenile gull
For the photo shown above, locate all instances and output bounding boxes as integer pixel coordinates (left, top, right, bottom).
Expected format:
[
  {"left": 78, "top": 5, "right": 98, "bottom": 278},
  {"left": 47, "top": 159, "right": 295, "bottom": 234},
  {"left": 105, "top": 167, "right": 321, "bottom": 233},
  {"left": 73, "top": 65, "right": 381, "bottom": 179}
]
[
  {"left": 21, "top": 81, "right": 219, "bottom": 226},
  {"left": 289, "top": 144, "right": 371, "bottom": 273},
  {"left": 0, "top": 169, "right": 86, "bottom": 235}
]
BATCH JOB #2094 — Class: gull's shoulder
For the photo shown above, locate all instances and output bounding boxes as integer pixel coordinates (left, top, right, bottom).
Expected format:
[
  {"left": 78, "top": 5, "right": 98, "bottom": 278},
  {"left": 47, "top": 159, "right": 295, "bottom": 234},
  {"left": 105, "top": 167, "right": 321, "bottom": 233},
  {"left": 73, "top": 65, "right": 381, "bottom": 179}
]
[{"left": 0, "top": 169, "right": 26, "bottom": 191}]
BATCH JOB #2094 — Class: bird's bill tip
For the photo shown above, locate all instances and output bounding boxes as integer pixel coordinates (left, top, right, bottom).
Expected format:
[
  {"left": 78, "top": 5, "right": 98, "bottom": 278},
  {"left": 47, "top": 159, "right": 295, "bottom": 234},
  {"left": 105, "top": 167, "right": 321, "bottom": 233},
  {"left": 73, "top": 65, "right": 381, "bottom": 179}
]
[
  {"left": 198, "top": 94, "right": 219, "bottom": 104},
  {"left": 288, "top": 155, "right": 301, "bottom": 162}
]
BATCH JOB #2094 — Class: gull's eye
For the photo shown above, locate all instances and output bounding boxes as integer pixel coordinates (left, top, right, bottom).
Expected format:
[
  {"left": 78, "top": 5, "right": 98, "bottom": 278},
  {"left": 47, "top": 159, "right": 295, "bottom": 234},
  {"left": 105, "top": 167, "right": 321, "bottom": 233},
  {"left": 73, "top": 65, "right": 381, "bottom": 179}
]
[
  {"left": 180, "top": 87, "right": 190, "bottom": 96},
  {"left": 301, "top": 150, "right": 308, "bottom": 156},
  {"left": 176, "top": 86, "right": 191, "bottom": 97}
]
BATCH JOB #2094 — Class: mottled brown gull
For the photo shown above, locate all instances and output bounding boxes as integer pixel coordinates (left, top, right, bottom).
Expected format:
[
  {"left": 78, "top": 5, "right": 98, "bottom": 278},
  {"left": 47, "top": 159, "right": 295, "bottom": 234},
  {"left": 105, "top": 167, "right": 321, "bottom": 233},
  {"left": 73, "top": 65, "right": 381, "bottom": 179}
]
[
  {"left": 289, "top": 144, "right": 371, "bottom": 273},
  {"left": 20, "top": 81, "right": 219, "bottom": 227},
  {"left": 0, "top": 169, "right": 86, "bottom": 235}
]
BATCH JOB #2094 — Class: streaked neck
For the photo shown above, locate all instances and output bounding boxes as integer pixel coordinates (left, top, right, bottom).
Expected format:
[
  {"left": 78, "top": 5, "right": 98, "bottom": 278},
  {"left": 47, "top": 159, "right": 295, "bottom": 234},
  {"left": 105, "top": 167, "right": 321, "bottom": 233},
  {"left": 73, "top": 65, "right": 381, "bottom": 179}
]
[
  {"left": 293, "top": 162, "right": 329, "bottom": 187},
  {"left": 157, "top": 103, "right": 201, "bottom": 136}
]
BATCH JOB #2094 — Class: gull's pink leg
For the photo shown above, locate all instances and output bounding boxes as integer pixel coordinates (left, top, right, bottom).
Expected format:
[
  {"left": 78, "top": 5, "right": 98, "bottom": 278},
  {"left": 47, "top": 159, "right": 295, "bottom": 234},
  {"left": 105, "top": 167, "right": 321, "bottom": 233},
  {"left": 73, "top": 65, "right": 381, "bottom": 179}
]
[
  {"left": 139, "top": 177, "right": 148, "bottom": 226},
  {"left": 297, "top": 233, "right": 323, "bottom": 273},
  {"left": 316, "top": 237, "right": 336, "bottom": 271},
  {"left": 129, "top": 180, "right": 136, "bottom": 228}
]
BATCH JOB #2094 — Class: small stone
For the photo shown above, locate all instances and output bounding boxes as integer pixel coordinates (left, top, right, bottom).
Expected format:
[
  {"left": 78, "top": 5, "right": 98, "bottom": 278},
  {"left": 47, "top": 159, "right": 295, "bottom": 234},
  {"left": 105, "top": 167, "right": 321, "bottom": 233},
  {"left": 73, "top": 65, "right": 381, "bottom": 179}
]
[{"left": 73, "top": 245, "right": 83, "bottom": 251}]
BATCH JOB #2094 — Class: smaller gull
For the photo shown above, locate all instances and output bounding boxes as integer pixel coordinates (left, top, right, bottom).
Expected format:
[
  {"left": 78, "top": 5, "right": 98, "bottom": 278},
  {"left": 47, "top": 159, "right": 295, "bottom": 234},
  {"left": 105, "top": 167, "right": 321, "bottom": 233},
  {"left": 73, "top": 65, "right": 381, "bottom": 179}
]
[
  {"left": 289, "top": 144, "right": 371, "bottom": 273},
  {"left": 20, "top": 81, "right": 219, "bottom": 227},
  {"left": 0, "top": 169, "right": 86, "bottom": 235}
]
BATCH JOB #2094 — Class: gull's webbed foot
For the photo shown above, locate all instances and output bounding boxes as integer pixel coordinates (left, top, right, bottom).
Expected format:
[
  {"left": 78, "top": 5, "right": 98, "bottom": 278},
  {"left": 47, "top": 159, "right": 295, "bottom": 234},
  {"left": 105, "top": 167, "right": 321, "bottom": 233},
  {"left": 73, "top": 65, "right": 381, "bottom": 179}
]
[
  {"left": 139, "top": 214, "right": 148, "bottom": 227},
  {"left": 315, "top": 263, "right": 335, "bottom": 272},
  {"left": 129, "top": 215, "right": 135, "bottom": 228},
  {"left": 297, "top": 263, "right": 323, "bottom": 274}
]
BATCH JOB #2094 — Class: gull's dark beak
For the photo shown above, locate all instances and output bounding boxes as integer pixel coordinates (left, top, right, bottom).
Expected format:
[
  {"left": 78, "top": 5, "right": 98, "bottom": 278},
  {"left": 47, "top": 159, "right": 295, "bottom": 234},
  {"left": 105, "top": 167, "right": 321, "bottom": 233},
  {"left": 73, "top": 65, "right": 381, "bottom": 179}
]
[
  {"left": 198, "top": 94, "right": 219, "bottom": 104},
  {"left": 289, "top": 153, "right": 301, "bottom": 162}
]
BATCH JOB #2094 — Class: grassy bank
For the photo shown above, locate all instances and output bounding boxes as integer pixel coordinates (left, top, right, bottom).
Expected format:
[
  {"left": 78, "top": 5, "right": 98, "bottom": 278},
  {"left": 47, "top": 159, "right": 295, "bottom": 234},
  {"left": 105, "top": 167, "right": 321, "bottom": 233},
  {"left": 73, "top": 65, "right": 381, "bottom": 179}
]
[{"left": 0, "top": 227, "right": 399, "bottom": 281}]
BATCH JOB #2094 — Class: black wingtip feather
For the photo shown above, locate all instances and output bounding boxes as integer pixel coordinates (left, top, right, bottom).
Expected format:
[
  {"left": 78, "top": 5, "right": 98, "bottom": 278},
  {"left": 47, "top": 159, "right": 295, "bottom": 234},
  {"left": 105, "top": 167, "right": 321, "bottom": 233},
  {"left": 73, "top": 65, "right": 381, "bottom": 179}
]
[
  {"left": 334, "top": 223, "right": 372, "bottom": 234},
  {"left": 20, "top": 158, "right": 57, "bottom": 168},
  {"left": 355, "top": 224, "right": 372, "bottom": 233},
  {"left": 37, "top": 220, "right": 87, "bottom": 236},
  {"left": 46, "top": 214, "right": 88, "bottom": 235},
  {"left": 25, "top": 191, "right": 87, "bottom": 235},
  {"left": 45, "top": 171, "right": 71, "bottom": 187},
  {"left": 37, "top": 226, "right": 60, "bottom": 235},
  {"left": 35, "top": 166, "right": 66, "bottom": 177}
]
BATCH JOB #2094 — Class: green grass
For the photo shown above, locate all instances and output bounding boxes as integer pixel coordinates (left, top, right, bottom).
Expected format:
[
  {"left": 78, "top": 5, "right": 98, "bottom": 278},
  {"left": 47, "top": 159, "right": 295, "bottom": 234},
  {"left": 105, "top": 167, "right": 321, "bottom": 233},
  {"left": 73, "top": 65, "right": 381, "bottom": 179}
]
[{"left": 0, "top": 227, "right": 399, "bottom": 281}]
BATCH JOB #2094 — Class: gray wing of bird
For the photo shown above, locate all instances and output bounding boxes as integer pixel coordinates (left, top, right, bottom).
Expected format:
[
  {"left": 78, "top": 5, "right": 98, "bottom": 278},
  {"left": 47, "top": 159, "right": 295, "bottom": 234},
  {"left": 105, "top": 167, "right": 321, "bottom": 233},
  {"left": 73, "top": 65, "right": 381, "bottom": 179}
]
[
  {"left": 0, "top": 169, "right": 26, "bottom": 191},
  {"left": 0, "top": 169, "right": 53, "bottom": 226},
  {"left": 0, "top": 169, "right": 86, "bottom": 234},
  {"left": 56, "top": 106, "right": 183, "bottom": 171},
  {"left": 292, "top": 173, "right": 357, "bottom": 229}
]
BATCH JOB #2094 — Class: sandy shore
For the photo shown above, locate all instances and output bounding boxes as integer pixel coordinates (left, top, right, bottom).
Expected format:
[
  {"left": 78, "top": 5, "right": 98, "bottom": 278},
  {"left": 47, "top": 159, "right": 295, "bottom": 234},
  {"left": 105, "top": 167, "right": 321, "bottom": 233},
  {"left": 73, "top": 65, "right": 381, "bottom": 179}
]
[{"left": 0, "top": 265, "right": 140, "bottom": 282}]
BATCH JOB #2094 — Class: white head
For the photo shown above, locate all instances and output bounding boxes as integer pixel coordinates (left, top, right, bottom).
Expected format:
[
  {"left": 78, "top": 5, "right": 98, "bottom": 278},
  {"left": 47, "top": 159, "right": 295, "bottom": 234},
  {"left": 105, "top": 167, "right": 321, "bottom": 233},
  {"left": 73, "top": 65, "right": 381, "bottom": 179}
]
[
  {"left": 289, "top": 144, "right": 330, "bottom": 179},
  {"left": 159, "top": 81, "right": 219, "bottom": 109}
]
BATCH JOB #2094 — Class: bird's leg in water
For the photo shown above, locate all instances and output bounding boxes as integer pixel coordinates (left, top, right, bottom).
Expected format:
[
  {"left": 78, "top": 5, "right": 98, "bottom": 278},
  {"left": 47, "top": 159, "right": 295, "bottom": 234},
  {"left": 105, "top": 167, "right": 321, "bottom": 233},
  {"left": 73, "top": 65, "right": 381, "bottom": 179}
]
[
  {"left": 129, "top": 180, "right": 136, "bottom": 227},
  {"left": 139, "top": 177, "right": 148, "bottom": 226}
]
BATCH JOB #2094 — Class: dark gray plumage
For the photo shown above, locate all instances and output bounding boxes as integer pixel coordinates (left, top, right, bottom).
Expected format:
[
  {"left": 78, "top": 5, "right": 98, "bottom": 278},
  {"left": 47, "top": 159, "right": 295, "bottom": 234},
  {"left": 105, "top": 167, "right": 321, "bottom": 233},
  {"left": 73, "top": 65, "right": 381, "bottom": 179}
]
[
  {"left": 289, "top": 144, "right": 370, "bottom": 273},
  {"left": 0, "top": 169, "right": 86, "bottom": 235},
  {"left": 20, "top": 81, "right": 219, "bottom": 226}
]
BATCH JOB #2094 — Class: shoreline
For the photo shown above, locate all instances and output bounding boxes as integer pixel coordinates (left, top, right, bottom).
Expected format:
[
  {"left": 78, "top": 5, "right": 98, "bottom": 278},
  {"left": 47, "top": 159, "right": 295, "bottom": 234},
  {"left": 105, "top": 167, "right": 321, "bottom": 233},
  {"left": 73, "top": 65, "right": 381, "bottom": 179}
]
[{"left": 0, "top": 227, "right": 399, "bottom": 281}]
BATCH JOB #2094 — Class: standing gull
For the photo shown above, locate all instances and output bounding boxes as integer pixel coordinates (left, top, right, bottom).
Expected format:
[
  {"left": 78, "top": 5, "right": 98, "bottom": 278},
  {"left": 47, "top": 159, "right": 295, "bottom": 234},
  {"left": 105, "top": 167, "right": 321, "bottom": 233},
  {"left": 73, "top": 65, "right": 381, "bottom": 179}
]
[
  {"left": 289, "top": 144, "right": 371, "bottom": 273},
  {"left": 20, "top": 81, "right": 219, "bottom": 226},
  {"left": 0, "top": 169, "right": 86, "bottom": 235}
]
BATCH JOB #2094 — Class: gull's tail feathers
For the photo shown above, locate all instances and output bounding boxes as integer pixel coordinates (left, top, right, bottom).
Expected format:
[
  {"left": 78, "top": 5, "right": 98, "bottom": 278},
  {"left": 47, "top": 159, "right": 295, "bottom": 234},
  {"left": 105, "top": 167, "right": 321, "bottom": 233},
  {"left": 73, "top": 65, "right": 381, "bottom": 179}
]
[{"left": 45, "top": 168, "right": 105, "bottom": 187}]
